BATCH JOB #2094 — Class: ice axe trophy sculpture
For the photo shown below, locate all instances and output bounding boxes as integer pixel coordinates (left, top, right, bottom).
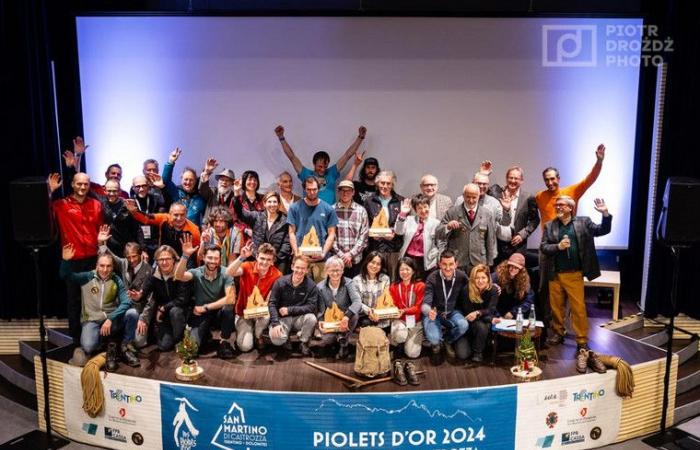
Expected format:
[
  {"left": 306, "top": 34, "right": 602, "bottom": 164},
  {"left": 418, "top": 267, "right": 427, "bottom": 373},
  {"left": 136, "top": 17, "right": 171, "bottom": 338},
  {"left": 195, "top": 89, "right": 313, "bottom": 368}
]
[
  {"left": 373, "top": 288, "right": 401, "bottom": 320},
  {"left": 319, "top": 302, "right": 345, "bottom": 333},
  {"left": 299, "top": 226, "right": 323, "bottom": 257},
  {"left": 369, "top": 208, "right": 393, "bottom": 238},
  {"left": 243, "top": 285, "right": 270, "bottom": 320}
]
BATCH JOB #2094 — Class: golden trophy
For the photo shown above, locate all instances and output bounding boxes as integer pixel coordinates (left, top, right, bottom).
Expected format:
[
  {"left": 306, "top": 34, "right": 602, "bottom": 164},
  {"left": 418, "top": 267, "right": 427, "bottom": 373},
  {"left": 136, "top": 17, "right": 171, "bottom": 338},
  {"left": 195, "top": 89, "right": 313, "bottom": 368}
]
[
  {"left": 319, "top": 302, "right": 345, "bottom": 333},
  {"left": 243, "top": 286, "right": 270, "bottom": 319},
  {"left": 373, "top": 288, "right": 401, "bottom": 319},
  {"left": 369, "top": 208, "right": 393, "bottom": 237},
  {"left": 299, "top": 226, "right": 323, "bottom": 256}
]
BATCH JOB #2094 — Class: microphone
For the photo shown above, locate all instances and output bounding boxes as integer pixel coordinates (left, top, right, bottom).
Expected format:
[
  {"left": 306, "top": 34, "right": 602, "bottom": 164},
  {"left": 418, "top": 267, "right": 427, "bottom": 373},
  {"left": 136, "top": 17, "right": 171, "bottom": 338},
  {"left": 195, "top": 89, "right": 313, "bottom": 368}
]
[{"left": 563, "top": 234, "right": 570, "bottom": 258}]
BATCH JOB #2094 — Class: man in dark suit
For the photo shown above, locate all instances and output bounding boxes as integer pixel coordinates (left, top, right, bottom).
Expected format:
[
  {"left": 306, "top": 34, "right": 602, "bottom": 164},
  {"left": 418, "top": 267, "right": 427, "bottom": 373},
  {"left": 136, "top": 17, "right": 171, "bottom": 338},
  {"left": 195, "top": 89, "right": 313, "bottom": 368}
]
[
  {"left": 437, "top": 183, "right": 497, "bottom": 275},
  {"left": 540, "top": 196, "right": 611, "bottom": 351},
  {"left": 488, "top": 166, "right": 540, "bottom": 263}
]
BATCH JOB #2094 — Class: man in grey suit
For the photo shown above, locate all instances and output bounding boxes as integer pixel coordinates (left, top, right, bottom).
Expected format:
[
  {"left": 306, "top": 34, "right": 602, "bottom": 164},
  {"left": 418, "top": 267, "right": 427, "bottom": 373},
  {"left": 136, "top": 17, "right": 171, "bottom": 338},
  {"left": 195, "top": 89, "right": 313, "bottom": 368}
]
[
  {"left": 488, "top": 166, "right": 540, "bottom": 263},
  {"left": 419, "top": 174, "right": 453, "bottom": 221},
  {"left": 438, "top": 183, "right": 497, "bottom": 274}
]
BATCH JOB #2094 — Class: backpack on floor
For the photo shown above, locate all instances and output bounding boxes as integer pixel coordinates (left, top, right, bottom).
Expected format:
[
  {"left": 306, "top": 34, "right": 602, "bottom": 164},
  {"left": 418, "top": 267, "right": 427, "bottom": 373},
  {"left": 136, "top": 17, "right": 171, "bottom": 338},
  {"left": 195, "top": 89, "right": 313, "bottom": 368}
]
[{"left": 354, "top": 327, "right": 391, "bottom": 378}]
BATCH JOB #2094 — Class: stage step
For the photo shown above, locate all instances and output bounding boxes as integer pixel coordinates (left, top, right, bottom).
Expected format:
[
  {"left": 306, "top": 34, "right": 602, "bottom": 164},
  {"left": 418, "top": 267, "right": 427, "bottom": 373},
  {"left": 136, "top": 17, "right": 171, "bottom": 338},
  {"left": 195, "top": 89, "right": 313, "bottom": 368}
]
[
  {"left": 18, "top": 340, "right": 61, "bottom": 365},
  {"left": 47, "top": 327, "right": 73, "bottom": 347},
  {"left": 0, "top": 355, "right": 35, "bottom": 394}
]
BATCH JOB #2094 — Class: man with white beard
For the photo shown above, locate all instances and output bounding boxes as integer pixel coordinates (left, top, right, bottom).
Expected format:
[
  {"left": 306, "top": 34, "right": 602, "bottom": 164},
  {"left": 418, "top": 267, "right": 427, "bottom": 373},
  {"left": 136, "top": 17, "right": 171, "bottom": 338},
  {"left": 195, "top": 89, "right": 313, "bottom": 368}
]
[{"left": 198, "top": 158, "right": 237, "bottom": 224}]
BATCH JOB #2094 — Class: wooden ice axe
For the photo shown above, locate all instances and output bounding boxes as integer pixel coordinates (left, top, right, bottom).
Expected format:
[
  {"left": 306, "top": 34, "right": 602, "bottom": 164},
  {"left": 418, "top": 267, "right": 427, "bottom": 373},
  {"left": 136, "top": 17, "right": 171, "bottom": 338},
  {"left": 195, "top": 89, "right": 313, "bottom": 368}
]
[{"left": 304, "top": 361, "right": 364, "bottom": 384}]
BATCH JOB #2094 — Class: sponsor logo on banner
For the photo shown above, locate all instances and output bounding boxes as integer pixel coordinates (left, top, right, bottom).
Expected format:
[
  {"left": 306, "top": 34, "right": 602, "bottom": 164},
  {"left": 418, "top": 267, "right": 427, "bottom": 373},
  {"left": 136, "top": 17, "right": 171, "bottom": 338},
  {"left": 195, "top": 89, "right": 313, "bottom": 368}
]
[
  {"left": 545, "top": 411, "right": 559, "bottom": 429},
  {"left": 561, "top": 430, "right": 585, "bottom": 445},
  {"left": 82, "top": 423, "right": 98, "bottom": 436},
  {"left": 540, "top": 390, "right": 568, "bottom": 407},
  {"left": 172, "top": 397, "right": 200, "bottom": 450},
  {"left": 572, "top": 388, "right": 605, "bottom": 402},
  {"left": 110, "top": 389, "right": 144, "bottom": 404},
  {"left": 132, "top": 432, "right": 145, "bottom": 446},
  {"left": 535, "top": 434, "right": 555, "bottom": 448},
  {"left": 590, "top": 427, "right": 602, "bottom": 440},
  {"left": 211, "top": 402, "right": 268, "bottom": 449},
  {"left": 104, "top": 426, "right": 127, "bottom": 443}
]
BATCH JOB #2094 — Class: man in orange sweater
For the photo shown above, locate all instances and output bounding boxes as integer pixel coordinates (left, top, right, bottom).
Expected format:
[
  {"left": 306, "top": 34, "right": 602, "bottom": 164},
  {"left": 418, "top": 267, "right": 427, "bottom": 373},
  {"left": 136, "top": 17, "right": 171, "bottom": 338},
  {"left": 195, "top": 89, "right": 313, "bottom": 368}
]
[{"left": 535, "top": 144, "right": 606, "bottom": 227}]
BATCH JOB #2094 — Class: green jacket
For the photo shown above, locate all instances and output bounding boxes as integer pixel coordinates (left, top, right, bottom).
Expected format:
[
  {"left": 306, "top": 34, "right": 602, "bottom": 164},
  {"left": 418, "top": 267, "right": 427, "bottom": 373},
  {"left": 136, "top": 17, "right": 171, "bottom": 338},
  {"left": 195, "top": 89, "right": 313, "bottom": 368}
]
[{"left": 60, "top": 261, "right": 132, "bottom": 323}]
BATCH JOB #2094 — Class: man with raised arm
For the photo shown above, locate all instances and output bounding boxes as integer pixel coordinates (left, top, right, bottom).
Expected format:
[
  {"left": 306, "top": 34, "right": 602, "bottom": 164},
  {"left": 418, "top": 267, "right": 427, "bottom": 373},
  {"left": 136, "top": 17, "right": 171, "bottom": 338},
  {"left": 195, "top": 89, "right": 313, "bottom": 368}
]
[
  {"left": 536, "top": 144, "right": 606, "bottom": 227},
  {"left": 198, "top": 157, "right": 238, "bottom": 222},
  {"left": 227, "top": 242, "right": 282, "bottom": 353},
  {"left": 176, "top": 235, "right": 237, "bottom": 359},
  {"left": 275, "top": 125, "right": 367, "bottom": 204},
  {"left": 126, "top": 201, "right": 200, "bottom": 259},
  {"left": 161, "top": 147, "right": 206, "bottom": 226},
  {"left": 48, "top": 172, "right": 103, "bottom": 344},
  {"left": 61, "top": 136, "right": 129, "bottom": 199}
]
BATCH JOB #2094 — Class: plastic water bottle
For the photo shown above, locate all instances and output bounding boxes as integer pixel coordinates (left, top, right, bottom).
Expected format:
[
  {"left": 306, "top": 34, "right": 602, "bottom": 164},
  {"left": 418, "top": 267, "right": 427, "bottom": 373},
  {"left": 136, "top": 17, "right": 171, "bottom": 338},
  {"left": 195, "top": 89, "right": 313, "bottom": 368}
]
[
  {"left": 528, "top": 305, "right": 536, "bottom": 331},
  {"left": 515, "top": 307, "right": 523, "bottom": 334}
]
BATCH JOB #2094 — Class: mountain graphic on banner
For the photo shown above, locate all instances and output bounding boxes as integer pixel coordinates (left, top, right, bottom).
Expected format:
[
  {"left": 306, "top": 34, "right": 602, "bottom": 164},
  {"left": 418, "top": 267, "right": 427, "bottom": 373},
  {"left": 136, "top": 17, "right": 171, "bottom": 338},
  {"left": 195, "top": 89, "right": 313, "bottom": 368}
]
[{"left": 314, "top": 398, "right": 481, "bottom": 421}]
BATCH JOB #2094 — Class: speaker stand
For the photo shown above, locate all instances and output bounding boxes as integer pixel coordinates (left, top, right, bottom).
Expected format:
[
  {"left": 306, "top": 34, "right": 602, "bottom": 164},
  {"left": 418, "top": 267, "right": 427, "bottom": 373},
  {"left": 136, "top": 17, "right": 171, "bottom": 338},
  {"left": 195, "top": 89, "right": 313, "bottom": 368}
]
[
  {"left": 643, "top": 245, "right": 690, "bottom": 448},
  {"left": 0, "top": 247, "right": 68, "bottom": 449}
]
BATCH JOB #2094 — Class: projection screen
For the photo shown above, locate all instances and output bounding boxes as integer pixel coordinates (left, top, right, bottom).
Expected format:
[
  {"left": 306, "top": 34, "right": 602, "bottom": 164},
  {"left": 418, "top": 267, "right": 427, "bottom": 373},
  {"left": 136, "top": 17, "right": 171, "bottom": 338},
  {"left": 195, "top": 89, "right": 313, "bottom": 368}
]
[{"left": 76, "top": 16, "right": 643, "bottom": 248}]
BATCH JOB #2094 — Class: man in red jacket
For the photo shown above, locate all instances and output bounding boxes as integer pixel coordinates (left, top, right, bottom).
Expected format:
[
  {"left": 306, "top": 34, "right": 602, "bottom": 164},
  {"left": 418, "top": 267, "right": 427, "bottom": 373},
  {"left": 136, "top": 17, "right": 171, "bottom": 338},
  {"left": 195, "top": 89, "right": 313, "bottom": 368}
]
[{"left": 49, "top": 172, "right": 104, "bottom": 343}]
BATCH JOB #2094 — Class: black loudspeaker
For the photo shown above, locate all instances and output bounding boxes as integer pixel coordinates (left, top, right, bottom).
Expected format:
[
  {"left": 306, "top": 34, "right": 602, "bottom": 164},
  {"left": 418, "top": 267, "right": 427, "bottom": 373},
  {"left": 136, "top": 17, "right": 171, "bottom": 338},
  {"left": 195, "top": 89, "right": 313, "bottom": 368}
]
[
  {"left": 9, "top": 177, "right": 56, "bottom": 246},
  {"left": 658, "top": 177, "right": 700, "bottom": 245}
]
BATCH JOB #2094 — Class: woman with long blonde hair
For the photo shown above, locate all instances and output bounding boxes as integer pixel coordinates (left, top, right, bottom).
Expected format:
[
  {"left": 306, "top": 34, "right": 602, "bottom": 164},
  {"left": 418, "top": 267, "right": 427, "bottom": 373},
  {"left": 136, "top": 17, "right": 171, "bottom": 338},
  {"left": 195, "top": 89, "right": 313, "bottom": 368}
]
[{"left": 455, "top": 264, "right": 498, "bottom": 363}]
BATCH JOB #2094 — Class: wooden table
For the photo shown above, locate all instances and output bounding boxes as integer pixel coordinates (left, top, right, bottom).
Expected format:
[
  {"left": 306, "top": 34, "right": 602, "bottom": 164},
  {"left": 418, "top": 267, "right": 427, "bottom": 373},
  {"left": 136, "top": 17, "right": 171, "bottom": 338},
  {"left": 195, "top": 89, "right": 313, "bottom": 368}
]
[{"left": 584, "top": 270, "right": 621, "bottom": 320}]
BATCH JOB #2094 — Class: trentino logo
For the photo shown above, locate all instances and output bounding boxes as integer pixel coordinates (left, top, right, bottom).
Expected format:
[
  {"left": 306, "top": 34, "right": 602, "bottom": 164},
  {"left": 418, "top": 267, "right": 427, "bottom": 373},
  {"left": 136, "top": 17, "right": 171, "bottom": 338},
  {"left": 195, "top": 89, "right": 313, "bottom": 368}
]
[
  {"left": 109, "top": 389, "right": 143, "bottom": 404},
  {"left": 572, "top": 388, "right": 605, "bottom": 402}
]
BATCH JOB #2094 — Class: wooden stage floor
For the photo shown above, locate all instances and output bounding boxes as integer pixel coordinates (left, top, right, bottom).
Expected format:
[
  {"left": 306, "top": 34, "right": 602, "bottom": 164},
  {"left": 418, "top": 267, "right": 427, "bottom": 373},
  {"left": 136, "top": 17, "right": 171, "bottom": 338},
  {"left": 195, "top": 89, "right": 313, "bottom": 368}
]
[{"left": 49, "top": 317, "right": 666, "bottom": 393}]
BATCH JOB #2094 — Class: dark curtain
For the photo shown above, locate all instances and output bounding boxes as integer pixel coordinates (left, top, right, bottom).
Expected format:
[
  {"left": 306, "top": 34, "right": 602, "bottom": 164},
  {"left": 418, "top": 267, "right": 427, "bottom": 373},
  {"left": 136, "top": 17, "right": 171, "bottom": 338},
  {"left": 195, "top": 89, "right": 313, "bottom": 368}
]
[{"left": 642, "top": 1, "right": 700, "bottom": 318}]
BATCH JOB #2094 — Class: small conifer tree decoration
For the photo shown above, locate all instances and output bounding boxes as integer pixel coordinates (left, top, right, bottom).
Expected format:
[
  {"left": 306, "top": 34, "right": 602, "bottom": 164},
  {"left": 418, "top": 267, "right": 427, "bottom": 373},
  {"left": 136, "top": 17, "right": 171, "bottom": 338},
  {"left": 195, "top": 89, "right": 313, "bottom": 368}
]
[
  {"left": 176, "top": 327, "right": 199, "bottom": 365},
  {"left": 516, "top": 328, "right": 538, "bottom": 368}
]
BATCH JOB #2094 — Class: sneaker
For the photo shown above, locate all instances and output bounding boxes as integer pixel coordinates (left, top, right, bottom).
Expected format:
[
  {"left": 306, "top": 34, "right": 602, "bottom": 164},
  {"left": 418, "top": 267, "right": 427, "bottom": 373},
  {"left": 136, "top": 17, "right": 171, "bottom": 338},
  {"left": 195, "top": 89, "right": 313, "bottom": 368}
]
[
  {"left": 217, "top": 341, "right": 235, "bottom": 359},
  {"left": 545, "top": 334, "right": 565, "bottom": 347},
  {"left": 300, "top": 341, "right": 312, "bottom": 357},
  {"left": 471, "top": 352, "right": 483, "bottom": 363},
  {"left": 444, "top": 343, "right": 456, "bottom": 360},
  {"left": 404, "top": 361, "right": 420, "bottom": 386},
  {"left": 106, "top": 342, "right": 119, "bottom": 372},
  {"left": 393, "top": 360, "right": 408, "bottom": 386},
  {"left": 121, "top": 343, "right": 141, "bottom": 368},
  {"left": 69, "top": 347, "right": 87, "bottom": 367},
  {"left": 576, "top": 348, "right": 589, "bottom": 374},
  {"left": 588, "top": 351, "right": 607, "bottom": 374},
  {"left": 335, "top": 344, "right": 349, "bottom": 360}
]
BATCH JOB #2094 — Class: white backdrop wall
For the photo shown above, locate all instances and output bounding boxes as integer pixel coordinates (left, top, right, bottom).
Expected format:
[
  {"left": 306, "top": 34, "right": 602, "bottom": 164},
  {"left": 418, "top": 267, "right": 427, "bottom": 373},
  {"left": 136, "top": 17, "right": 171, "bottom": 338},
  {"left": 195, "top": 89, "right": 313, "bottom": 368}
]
[{"left": 76, "top": 16, "right": 642, "bottom": 248}]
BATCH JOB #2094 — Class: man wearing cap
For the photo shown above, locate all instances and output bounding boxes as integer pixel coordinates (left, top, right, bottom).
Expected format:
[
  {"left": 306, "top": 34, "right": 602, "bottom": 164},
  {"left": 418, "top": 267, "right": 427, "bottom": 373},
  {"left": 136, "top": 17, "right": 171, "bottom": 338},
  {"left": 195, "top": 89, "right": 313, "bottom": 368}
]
[
  {"left": 344, "top": 154, "right": 381, "bottom": 204},
  {"left": 198, "top": 158, "right": 237, "bottom": 223},
  {"left": 275, "top": 125, "right": 367, "bottom": 204},
  {"left": 419, "top": 174, "right": 453, "bottom": 221},
  {"left": 540, "top": 196, "right": 611, "bottom": 351},
  {"left": 332, "top": 180, "right": 369, "bottom": 278}
]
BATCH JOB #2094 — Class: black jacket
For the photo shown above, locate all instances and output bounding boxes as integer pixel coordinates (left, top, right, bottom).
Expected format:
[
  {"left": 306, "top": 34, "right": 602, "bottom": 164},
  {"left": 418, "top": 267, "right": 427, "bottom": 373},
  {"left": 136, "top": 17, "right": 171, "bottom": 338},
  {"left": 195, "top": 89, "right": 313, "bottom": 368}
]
[
  {"left": 99, "top": 198, "right": 144, "bottom": 255},
  {"left": 235, "top": 205, "right": 291, "bottom": 263},
  {"left": 139, "top": 268, "right": 191, "bottom": 324},
  {"left": 421, "top": 269, "right": 469, "bottom": 315},
  {"left": 540, "top": 214, "right": 612, "bottom": 281},
  {"left": 364, "top": 192, "right": 404, "bottom": 253},
  {"left": 268, "top": 275, "right": 318, "bottom": 326},
  {"left": 460, "top": 285, "right": 499, "bottom": 323}
]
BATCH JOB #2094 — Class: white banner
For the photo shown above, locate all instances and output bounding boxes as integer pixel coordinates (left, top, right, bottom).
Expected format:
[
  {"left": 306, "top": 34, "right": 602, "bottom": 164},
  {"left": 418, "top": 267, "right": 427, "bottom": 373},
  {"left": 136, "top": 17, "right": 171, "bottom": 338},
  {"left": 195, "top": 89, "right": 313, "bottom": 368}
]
[
  {"left": 63, "top": 365, "right": 163, "bottom": 449},
  {"left": 515, "top": 371, "right": 623, "bottom": 449}
]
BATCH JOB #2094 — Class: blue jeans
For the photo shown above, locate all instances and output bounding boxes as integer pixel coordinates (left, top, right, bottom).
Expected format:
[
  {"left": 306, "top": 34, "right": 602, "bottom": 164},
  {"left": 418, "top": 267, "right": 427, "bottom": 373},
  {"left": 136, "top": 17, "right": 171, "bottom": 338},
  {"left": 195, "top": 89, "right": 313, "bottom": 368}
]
[
  {"left": 422, "top": 310, "right": 469, "bottom": 345},
  {"left": 81, "top": 316, "right": 122, "bottom": 355}
]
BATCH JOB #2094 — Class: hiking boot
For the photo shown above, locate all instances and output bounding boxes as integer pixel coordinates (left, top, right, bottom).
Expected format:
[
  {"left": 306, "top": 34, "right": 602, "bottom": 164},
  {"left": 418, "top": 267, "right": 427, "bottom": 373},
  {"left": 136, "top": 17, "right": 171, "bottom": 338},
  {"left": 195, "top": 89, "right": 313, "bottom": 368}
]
[
  {"left": 106, "top": 342, "right": 119, "bottom": 372},
  {"left": 588, "top": 351, "right": 607, "bottom": 374},
  {"left": 576, "top": 348, "right": 589, "bottom": 374},
  {"left": 404, "top": 361, "right": 420, "bottom": 386},
  {"left": 217, "top": 340, "right": 235, "bottom": 359},
  {"left": 335, "top": 344, "right": 350, "bottom": 360},
  {"left": 393, "top": 360, "right": 408, "bottom": 386},
  {"left": 471, "top": 352, "right": 483, "bottom": 363},
  {"left": 430, "top": 344, "right": 442, "bottom": 366},
  {"left": 444, "top": 343, "right": 456, "bottom": 360},
  {"left": 255, "top": 336, "right": 266, "bottom": 351},
  {"left": 546, "top": 334, "right": 565, "bottom": 347},
  {"left": 300, "top": 341, "right": 312, "bottom": 357},
  {"left": 121, "top": 343, "right": 141, "bottom": 368},
  {"left": 69, "top": 347, "right": 87, "bottom": 367}
]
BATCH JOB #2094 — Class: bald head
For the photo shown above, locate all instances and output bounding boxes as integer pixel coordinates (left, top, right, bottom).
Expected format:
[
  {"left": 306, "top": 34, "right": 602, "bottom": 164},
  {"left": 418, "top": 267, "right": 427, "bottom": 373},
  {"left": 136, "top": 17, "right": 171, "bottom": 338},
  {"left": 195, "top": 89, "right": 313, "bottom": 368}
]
[
  {"left": 71, "top": 173, "right": 91, "bottom": 200},
  {"left": 462, "top": 183, "right": 480, "bottom": 209}
]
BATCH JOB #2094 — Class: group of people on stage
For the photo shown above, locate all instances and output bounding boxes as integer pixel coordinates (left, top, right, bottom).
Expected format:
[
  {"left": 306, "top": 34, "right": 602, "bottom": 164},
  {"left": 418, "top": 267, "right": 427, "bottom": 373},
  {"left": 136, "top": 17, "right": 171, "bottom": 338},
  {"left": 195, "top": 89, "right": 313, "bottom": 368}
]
[{"left": 49, "top": 126, "right": 612, "bottom": 370}]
